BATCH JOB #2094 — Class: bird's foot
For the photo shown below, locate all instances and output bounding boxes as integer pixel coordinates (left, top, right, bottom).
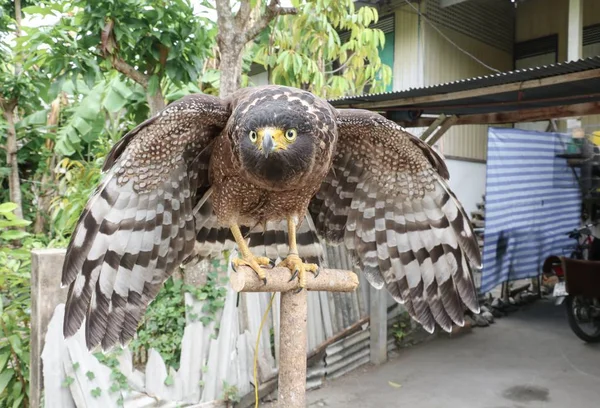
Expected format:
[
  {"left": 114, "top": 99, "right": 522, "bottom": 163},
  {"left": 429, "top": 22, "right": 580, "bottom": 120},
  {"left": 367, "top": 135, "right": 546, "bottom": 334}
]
[
  {"left": 231, "top": 255, "right": 274, "bottom": 284},
  {"left": 277, "top": 254, "right": 319, "bottom": 293}
]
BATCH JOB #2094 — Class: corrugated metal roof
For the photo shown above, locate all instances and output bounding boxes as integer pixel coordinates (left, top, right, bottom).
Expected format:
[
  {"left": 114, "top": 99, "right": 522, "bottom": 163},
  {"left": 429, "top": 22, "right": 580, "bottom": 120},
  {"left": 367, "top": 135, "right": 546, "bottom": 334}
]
[{"left": 328, "top": 56, "right": 600, "bottom": 106}]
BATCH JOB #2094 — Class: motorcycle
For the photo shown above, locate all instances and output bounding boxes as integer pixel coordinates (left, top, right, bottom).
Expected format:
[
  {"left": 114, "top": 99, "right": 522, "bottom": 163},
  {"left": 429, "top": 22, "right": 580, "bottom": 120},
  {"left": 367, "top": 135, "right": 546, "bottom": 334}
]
[{"left": 543, "top": 223, "right": 600, "bottom": 343}]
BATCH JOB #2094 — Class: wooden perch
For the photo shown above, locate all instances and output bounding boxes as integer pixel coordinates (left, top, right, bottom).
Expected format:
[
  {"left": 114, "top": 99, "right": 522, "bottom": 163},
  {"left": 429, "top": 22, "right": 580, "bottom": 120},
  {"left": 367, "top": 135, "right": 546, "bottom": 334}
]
[
  {"left": 231, "top": 265, "right": 358, "bottom": 408},
  {"left": 230, "top": 266, "right": 359, "bottom": 293}
]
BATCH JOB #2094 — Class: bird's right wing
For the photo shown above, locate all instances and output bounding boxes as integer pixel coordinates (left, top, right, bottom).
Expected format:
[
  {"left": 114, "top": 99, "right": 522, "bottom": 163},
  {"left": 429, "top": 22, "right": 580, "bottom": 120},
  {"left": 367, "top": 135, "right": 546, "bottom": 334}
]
[{"left": 61, "top": 94, "right": 230, "bottom": 350}]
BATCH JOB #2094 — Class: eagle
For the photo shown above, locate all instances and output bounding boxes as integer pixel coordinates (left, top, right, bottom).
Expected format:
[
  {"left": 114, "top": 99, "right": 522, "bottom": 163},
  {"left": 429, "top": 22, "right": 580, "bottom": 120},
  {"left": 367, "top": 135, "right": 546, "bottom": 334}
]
[{"left": 61, "top": 85, "right": 482, "bottom": 350}]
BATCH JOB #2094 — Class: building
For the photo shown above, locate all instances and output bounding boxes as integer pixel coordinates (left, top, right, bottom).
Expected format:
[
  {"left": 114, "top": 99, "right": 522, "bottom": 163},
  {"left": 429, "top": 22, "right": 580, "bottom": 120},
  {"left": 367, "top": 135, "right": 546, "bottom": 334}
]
[{"left": 250, "top": 0, "right": 600, "bottom": 214}]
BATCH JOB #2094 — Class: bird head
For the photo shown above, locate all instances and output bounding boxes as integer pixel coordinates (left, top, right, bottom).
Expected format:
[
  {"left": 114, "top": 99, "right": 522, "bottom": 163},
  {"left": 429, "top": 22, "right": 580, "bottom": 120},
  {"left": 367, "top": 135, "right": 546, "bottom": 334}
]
[{"left": 232, "top": 92, "right": 335, "bottom": 189}]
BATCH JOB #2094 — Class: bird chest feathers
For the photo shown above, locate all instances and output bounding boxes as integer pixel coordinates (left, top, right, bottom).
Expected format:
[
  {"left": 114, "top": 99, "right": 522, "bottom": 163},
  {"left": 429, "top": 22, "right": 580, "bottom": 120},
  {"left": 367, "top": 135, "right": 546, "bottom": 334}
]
[{"left": 209, "top": 130, "right": 328, "bottom": 226}]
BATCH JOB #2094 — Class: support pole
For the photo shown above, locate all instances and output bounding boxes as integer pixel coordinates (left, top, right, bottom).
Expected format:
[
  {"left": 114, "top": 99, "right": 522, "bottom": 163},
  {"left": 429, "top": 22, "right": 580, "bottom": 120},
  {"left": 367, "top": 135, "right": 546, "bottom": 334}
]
[
  {"left": 278, "top": 289, "right": 307, "bottom": 408},
  {"left": 566, "top": 0, "right": 583, "bottom": 132},
  {"left": 425, "top": 115, "right": 458, "bottom": 146},
  {"left": 231, "top": 266, "right": 359, "bottom": 408},
  {"left": 369, "top": 286, "right": 388, "bottom": 365},
  {"left": 567, "top": 0, "right": 583, "bottom": 62}
]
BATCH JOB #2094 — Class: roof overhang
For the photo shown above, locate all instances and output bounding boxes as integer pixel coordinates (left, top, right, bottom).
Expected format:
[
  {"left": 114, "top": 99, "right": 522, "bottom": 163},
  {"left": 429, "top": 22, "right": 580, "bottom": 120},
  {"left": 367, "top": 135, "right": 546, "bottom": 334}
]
[{"left": 328, "top": 57, "right": 600, "bottom": 127}]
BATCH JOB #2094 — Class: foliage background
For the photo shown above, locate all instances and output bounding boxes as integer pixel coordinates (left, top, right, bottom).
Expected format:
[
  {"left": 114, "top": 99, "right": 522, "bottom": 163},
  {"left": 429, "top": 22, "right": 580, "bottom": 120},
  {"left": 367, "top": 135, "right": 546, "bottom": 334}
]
[{"left": 0, "top": 0, "right": 391, "bottom": 405}]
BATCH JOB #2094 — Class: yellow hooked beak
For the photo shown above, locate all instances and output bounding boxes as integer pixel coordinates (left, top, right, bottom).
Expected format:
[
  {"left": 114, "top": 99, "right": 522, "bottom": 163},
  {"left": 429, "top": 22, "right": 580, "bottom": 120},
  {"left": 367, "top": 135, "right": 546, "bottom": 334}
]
[{"left": 258, "top": 127, "right": 285, "bottom": 158}]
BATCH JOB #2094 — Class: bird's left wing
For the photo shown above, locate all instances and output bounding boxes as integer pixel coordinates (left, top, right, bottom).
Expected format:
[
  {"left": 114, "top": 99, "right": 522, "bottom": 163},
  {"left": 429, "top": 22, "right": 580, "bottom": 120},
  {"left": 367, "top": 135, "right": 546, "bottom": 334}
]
[
  {"left": 61, "top": 94, "right": 230, "bottom": 350},
  {"left": 309, "top": 108, "right": 481, "bottom": 333}
]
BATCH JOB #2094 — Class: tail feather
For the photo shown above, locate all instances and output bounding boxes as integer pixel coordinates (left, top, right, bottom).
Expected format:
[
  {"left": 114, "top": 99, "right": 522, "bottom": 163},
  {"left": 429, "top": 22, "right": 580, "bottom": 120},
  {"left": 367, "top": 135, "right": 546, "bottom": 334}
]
[{"left": 190, "top": 192, "right": 324, "bottom": 265}]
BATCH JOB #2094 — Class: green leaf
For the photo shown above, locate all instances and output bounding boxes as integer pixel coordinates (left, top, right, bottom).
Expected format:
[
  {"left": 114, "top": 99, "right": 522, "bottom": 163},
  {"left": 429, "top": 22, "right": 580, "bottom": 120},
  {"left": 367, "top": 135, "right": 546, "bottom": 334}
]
[
  {"left": 86, "top": 371, "right": 96, "bottom": 381},
  {"left": 0, "top": 230, "right": 30, "bottom": 241},
  {"left": 12, "top": 394, "right": 24, "bottom": 408},
  {"left": 72, "top": 117, "right": 93, "bottom": 137},
  {"left": 0, "top": 203, "right": 18, "bottom": 213},
  {"left": 91, "top": 387, "right": 102, "bottom": 398},
  {"left": 0, "top": 369, "right": 15, "bottom": 395},
  {"left": 22, "top": 5, "right": 55, "bottom": 16},
  {"left": 0, "top": 352, "right": 9, "bottom": 371},
  {"left": 111, "top": 79, "right": 134, "bottom": 99},
  {"left": 164, "top": 375, "right": 174, "bottom": 386},
  {"left": 103, "top": 89, "right": 127, "bottom": 112},
  {"left": 15, "top": 109, "right": 49, "bottom": 129}
]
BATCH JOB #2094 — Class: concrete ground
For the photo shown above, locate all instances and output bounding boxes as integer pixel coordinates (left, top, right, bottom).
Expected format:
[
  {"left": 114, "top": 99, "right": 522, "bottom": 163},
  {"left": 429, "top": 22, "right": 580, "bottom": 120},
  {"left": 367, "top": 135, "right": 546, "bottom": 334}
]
[{"left": 303, "top": 299, "right": 600, "bottom": 408}]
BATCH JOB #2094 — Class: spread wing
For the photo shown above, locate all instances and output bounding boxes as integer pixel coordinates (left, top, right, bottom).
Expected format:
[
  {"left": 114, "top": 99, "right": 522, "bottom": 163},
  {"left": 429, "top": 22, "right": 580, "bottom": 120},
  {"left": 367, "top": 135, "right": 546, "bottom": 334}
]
[
  {"left": 61, "top": 94, "right": 230, "bottom": 350},
  {"left": 309, "top": 108, "right": 481, "bottom": 333}
]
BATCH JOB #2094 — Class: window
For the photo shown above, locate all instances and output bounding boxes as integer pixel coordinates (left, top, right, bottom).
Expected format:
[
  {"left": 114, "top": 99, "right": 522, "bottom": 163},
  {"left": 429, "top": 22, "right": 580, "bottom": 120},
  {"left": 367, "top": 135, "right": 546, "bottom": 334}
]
[{"left": 514, "top": 34, "right": 558, "bottom": 70}]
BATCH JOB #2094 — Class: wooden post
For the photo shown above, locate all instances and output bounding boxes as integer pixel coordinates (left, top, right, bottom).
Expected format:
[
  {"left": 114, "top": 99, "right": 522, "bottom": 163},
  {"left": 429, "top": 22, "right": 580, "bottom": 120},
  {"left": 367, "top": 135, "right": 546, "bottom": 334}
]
[
  {"left": 279, "top": 288, "right": 307, "bottom": 407},
  {"left": 231, "top": 266, "right": 359, "bottom": 408}
]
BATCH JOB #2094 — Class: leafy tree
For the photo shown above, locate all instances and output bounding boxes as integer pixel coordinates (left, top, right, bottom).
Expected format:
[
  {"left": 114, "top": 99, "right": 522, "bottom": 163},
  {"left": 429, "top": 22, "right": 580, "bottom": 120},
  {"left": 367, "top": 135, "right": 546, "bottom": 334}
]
[
  {"left": 253, "top": 0, "right": 392, "bottom": 98},
  {"left": 214, "top": 0, "right": 297, "bottom": 96},
  {"left": 0, "top": 0, "right": 25, "bottom": 218},
  {"left": 24, "top": 0, "right": 216, "bottom": 114}
]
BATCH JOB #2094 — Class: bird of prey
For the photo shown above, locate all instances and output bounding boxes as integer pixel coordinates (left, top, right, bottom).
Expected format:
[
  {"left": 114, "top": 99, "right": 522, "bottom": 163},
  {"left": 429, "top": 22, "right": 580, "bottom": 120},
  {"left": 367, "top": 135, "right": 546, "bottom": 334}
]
[{"left": 61, "top": 85, "right": 481, "bottom": 350}]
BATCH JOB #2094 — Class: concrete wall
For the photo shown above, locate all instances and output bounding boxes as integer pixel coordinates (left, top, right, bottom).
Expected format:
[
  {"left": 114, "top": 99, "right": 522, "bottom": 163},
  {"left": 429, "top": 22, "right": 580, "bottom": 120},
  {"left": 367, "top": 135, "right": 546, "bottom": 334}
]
[{"left": 445, "top": 158, "right": 487, "bottom": 217}]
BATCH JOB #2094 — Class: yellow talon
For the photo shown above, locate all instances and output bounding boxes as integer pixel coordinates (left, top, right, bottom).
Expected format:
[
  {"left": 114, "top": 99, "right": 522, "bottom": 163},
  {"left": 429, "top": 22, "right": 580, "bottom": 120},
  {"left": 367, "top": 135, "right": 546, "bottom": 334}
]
[
  {"left": 231, "top": 255, "right": 272, "bottom": 284},
  {"left": 277, "top": 254, "right": 319, "bottom": 291}
]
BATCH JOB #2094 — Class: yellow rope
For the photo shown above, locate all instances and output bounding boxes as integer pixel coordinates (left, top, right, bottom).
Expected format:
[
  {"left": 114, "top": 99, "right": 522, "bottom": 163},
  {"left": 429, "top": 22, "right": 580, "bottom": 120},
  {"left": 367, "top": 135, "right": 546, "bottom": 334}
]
[{"left": 254, "top": 292, "right": 276, "bottom": 408}]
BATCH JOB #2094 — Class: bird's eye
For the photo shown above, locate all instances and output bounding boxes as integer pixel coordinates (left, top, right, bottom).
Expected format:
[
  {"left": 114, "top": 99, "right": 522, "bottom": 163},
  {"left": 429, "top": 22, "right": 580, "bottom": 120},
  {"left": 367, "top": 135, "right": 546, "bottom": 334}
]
[
  {"left": 249, "top": 130, "right": 258, "bottom": 143},
  {"left": 285, "top": 129, "right": 297, "bottom": 141}
]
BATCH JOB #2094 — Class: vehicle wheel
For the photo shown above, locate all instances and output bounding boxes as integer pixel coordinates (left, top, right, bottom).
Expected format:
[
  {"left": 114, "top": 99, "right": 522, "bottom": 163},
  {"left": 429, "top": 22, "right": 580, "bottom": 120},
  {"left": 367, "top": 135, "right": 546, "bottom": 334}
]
[{"left": 565, "top": 296, "right": 600, "bottom": 343}]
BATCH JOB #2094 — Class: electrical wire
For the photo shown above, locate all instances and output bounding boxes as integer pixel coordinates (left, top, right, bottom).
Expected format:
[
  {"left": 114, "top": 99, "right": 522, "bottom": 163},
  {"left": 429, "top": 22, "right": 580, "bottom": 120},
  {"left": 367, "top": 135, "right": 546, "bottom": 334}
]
[
  {"left": 254, "top": 292, "right": 277, "bottom": 408},
  {"left": 403, "top": 0, "right": 502, "bottom": 73}
]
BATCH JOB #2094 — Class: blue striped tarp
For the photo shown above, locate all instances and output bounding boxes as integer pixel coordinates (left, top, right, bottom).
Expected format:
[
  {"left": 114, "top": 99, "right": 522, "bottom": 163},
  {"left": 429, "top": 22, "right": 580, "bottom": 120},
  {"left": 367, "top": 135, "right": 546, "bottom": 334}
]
[{"left": 480, "top": 127, "right": 582, "bottom": 293}]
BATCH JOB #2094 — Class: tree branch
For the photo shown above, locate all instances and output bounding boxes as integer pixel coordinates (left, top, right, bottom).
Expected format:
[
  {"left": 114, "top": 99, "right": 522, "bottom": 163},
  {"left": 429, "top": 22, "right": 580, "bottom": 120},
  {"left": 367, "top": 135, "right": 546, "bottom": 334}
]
[
  {"left": 243, "top": 0, "right": 298, "bottom": 43},
  {"left": 325, "top": 52, "right": 357, "bottom": 74},
  {"left": 215, "top": 0, "right": 235, "bottom": 31},
  {"left": 0, "top": 97, "right": 18, "bottom": 115},
  {"left": 110, "top": 57, "right": 150, "bottom": 88},
  {"left": 235, "top": 0, "right": 253, "bottom": 29}
]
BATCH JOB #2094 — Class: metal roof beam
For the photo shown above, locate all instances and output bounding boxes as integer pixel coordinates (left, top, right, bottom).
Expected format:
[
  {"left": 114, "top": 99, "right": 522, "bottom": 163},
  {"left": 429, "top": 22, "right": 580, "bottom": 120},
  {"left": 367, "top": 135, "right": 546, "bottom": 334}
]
[
  {"left": 396, "top": 101, "right": 600, "bottom": 127},
  {"left": 333, "top": 68, "right": 600, "bottom": 110},
  {"left": 440, "top": 0, "right": 471, "bottom": 7}
]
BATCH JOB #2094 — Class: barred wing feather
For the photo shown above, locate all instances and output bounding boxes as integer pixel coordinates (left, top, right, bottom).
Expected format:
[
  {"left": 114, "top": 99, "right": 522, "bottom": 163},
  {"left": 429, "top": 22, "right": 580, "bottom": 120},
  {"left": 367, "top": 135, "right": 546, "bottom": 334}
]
[
  {"left": 61, "top": 94, "right": 230, "bottom": 350},
  {"left": 310, "top": 108, "right": 481, "bottom": 333}
]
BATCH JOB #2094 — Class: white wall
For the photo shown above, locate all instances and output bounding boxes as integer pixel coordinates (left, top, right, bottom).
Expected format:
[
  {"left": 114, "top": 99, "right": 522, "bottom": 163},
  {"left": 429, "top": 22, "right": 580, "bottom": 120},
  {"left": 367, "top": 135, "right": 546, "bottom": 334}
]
[
  {"left": 249, "top": 71, "right": 269, "bottom": 87},
  {"left": 445, "top": 159, "right": 487, "bottom": 217}
]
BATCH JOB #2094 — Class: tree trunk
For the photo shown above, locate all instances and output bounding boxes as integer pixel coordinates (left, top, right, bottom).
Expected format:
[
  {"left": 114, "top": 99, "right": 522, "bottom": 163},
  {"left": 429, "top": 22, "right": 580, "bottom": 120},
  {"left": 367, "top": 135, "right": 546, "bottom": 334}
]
[
  {"left": 218, "top": 44, "right": 245, "bottom": 98},
  {"left": 33, "top": 96, "right": 62, "bottom": 233},
  {"left": 214, "top": 0, "right": 297, "bottom": 98},
  {"left": 146, "top": 88, "right": 166, "bottom": 115},
  {"left": 3, "top": 108, "right": 23, "bottom": 218},
  {"left": 14, "top": 0, "right": 22, "bottom": 75}
]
